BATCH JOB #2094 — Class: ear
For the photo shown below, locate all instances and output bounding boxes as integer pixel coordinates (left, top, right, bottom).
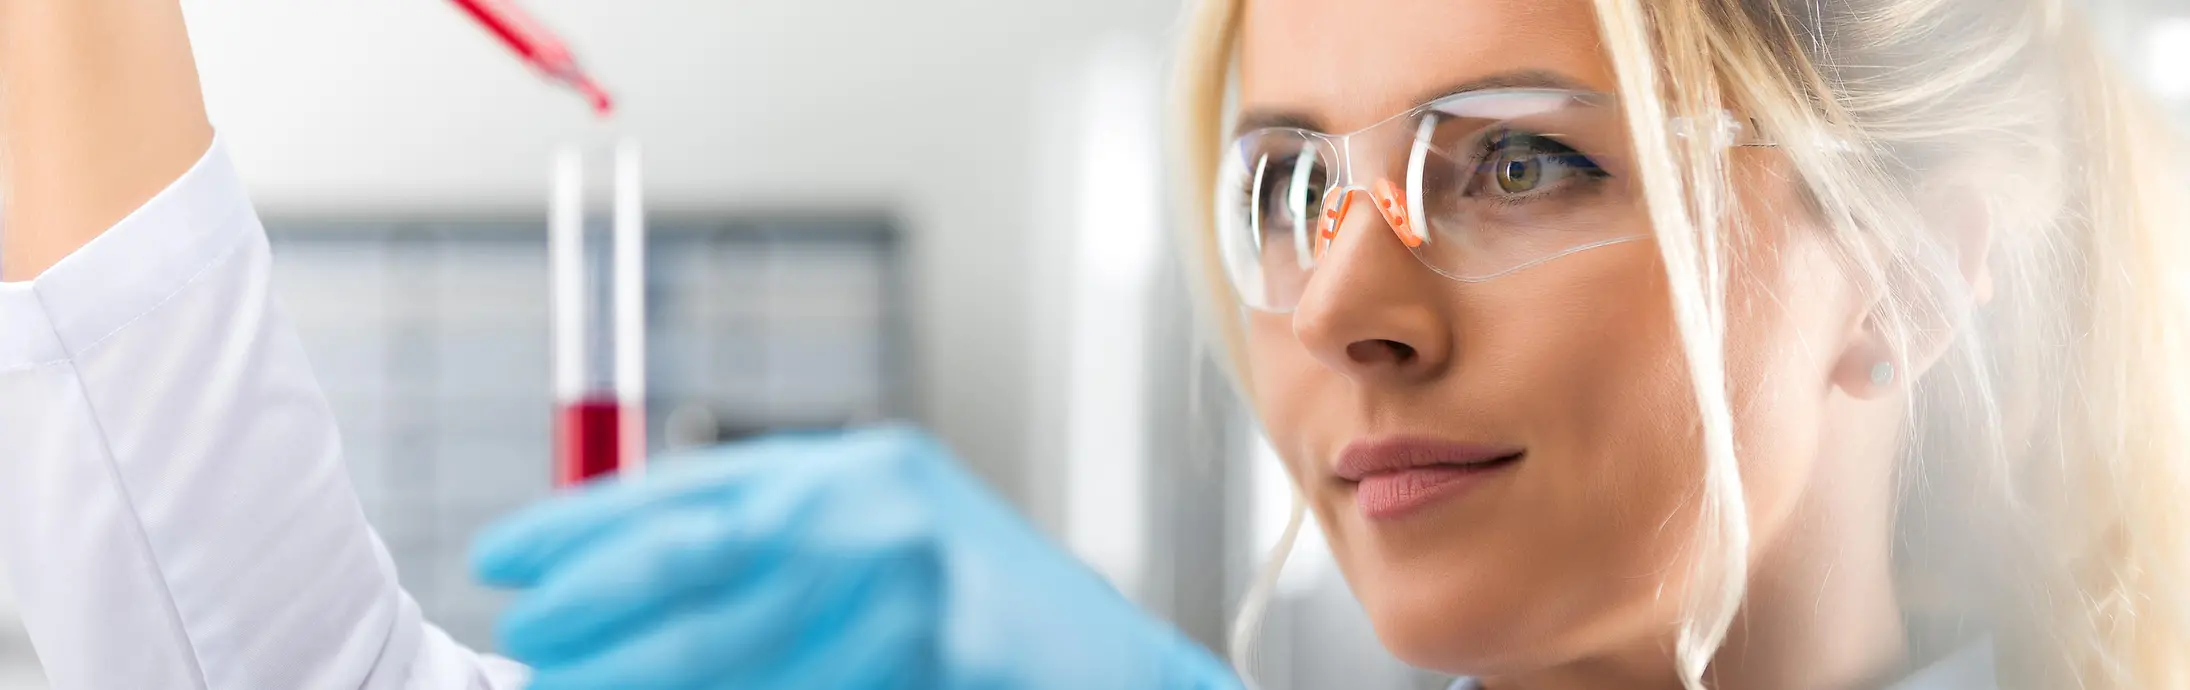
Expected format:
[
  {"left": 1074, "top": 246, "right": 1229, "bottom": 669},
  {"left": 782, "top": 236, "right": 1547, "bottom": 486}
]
[
  {"left": 1833, "top": 174, "right": 1997, "bottom": 398},
  {"left": 1831, "top": 314, "right": 1901, "bottom": 400},
  {"left": 1907, "top": 175, "right": 1997, "bottom": 372},
  {"left": 1930, "top": 179, "right": 1996, "bottom": 310}
]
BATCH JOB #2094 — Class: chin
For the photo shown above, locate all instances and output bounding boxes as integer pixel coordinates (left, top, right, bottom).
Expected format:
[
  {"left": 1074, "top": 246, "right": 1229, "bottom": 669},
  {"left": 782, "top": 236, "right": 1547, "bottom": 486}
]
[
  {"left": 1350, "top": 560, "right": 1561, "bottom": 675},
  {"left": 1347, "top": 548, "right": 1676, "bottom": 679}
]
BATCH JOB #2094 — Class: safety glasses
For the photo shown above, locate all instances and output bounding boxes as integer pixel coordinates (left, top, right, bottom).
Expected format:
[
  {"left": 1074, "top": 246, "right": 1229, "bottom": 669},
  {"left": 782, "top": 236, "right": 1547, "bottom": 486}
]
[{"left": 1214, "top": 88, "right": 1767, "bottom": 313}]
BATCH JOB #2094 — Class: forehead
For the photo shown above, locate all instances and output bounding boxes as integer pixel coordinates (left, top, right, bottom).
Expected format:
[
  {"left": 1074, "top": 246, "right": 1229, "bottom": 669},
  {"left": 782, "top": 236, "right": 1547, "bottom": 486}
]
[{"left": 1237, "top": 0, "right": 1615, "bottom": 134}]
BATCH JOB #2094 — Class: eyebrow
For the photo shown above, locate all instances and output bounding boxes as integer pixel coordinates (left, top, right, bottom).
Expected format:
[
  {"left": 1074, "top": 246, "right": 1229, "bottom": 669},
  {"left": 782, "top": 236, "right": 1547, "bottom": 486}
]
[{"left": 1232, "top": 68, "right": 1594, "bottom": 134}]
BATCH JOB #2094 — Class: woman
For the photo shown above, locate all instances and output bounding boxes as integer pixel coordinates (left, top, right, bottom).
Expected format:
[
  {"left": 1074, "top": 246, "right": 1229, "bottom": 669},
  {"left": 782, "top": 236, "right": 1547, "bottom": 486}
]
[
  {"left": 1, "top": 1, "right": 2184, "bottom": 690},
  {"left": 1177, "top": 0, "right": 2190, "bottom": 686},
  {"left": 1181, "top": 0, "right": 2190, "bottom": 686}
]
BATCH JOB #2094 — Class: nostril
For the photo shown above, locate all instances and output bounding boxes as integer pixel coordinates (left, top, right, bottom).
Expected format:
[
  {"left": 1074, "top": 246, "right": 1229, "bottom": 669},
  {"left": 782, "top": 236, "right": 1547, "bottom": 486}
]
[{"left": 1345, "top": 339, "right": 1417, "bottom": 365}]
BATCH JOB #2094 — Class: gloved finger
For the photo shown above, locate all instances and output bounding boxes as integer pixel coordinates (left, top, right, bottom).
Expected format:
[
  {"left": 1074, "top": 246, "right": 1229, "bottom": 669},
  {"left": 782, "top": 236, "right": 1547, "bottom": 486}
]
[
  {"left": 745, "top": 570, "right": 944, "bottom": 690},
  {"left": 497, "top": 466, "right": 935, "bottom": 664},
  {"left": 471, "top": 433, "right": 845, "bottom": 588},
  {"left": 517, "top": 586, "right": 800, "bottom": 690},
  {"left": 520, "top": 536, "right": 942, "bottom": 690},
  {"left": 475, "top": 426, "right": 948, "bottom": 588},
  {"left": 494, "top": 494, "right": 814, "bottom": 663}
]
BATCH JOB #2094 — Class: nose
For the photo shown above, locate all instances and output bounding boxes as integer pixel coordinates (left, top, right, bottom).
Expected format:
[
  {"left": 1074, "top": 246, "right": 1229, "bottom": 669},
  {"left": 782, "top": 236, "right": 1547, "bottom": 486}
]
[{"left": 1291, "top": 187, "right": 1455, "bottom": 383}]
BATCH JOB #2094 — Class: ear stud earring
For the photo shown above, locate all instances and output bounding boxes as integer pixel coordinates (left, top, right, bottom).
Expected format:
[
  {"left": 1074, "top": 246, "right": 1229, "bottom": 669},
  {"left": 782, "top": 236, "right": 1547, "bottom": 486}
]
[{"left": 1869, "top": 361, "right": 1896, "bottom": 387}]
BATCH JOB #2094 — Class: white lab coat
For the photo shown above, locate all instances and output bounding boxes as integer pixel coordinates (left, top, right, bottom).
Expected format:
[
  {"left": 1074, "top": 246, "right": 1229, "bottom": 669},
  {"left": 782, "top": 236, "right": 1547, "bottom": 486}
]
[{"left": 0, "top": 138, "right": 528, "bottom": 689}]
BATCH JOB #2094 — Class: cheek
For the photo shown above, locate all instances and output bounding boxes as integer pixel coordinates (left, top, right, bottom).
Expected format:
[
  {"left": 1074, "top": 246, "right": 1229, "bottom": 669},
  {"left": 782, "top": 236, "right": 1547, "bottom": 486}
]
[
  {"left": 1719, "top": 225, "right": 1853, "bottom": 545},
  {"left": 1493, "top": 246, "right": 1706, "bottom": 584},
  {"left": 1244, "top": 314, "right": 1324, "bottom": 476},
  {"left": 1517, "top": 224, "right": 1849, "bottom": 589}
]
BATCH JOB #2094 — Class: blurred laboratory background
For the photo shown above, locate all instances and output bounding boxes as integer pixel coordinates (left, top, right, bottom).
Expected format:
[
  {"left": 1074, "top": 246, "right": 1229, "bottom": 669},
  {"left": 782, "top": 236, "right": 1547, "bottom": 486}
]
[{"left": 1, "top": 0, "right": 2187, "bottom": 688}]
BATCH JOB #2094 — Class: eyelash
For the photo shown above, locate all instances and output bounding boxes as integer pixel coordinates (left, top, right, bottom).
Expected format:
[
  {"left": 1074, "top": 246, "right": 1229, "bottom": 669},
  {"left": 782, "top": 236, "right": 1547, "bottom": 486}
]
[{"left": 1462, "top": 131, "right": 1609, "bottom": 202}]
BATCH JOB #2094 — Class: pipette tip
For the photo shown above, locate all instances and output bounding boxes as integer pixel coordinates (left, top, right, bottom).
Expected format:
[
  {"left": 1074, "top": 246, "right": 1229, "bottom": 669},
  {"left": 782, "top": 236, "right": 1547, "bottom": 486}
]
[{"left": 576, "top": 78, "right": 615, "bottom": 117}]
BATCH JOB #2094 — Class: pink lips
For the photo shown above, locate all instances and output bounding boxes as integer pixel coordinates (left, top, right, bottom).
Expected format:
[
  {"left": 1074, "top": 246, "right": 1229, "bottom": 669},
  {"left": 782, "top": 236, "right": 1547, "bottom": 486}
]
[{"left": 1335, "top": 437, "right": 1524, "bottom": 520}]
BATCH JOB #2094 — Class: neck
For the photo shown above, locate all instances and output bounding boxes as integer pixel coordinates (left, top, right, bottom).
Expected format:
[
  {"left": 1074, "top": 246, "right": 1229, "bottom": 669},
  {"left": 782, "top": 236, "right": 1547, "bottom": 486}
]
[
  {"left": 1706, "top": 488, "right": 1907, "bottom": 690},
  {"left": 1710, "top": 403, "right": 1911, "bottom": 690}
]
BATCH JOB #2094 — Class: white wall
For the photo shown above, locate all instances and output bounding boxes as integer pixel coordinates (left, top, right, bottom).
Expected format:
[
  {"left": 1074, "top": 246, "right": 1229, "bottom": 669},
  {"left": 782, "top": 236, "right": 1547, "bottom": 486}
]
[{"left": 180, "top": 0, "right": 1182, "bottom": 502}]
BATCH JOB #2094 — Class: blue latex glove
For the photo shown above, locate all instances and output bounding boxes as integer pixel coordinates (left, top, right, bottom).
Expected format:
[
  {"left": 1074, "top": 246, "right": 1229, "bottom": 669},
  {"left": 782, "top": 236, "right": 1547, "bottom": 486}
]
[{"left": 471, "top": 426, "right": 1243, "bottom": 690}]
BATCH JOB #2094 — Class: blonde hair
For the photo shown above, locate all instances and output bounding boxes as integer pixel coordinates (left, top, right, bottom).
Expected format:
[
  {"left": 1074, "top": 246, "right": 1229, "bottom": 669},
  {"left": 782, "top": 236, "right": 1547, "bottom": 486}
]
[{"left": 1172, "top": 0, "right": 2190, "bottom": 687}]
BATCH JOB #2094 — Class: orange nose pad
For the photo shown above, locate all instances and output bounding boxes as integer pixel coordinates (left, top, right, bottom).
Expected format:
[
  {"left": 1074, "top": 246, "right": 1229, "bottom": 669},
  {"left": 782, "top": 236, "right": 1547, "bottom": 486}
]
[
  {"left": 1315, "top": 190, "right": 1355, "bottom": 259},
  {"left": 1373, "top": 180, "right": 1422, "bottom": 248},
  {"left": 1315, "top": 184, "right": 1422, "bottom": 259}
]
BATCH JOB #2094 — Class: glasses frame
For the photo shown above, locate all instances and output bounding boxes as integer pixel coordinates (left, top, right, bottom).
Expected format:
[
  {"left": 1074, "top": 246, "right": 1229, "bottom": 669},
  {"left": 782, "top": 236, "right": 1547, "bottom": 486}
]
[{"left": 1218, "top": 87, "right": 1778, "bottom": 314}]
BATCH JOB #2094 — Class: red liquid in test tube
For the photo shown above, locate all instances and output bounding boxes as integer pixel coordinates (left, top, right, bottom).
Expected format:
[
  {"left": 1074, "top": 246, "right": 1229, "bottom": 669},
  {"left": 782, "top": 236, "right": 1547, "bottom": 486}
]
[
  {"left": 555, "top": 396, "right": 626, "bottom": 486},
  {"left": 550, "top": 142, "right": 646, "bottom": 488}
]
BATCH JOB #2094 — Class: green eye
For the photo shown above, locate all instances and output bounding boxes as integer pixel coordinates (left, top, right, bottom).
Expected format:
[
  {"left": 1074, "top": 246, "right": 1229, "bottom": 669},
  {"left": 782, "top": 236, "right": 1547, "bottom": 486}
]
[
  {"left": 1494, "top": 152, "right": 1544, "bottom": 194},
  {"left": 1472, "top": 132, "right": 1605, "bottom": 199}
]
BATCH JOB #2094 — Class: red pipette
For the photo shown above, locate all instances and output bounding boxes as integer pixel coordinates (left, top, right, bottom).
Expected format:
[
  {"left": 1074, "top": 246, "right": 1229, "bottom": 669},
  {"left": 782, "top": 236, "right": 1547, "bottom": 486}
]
[{"left": 449, "top": 0, "right": 614, "bottom": 115}]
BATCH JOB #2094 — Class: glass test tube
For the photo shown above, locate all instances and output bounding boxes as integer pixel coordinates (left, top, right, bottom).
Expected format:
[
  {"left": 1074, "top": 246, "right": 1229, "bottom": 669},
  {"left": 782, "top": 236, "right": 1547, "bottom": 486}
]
[{"left": 551, "top": 139, "right": 646, "bottom": 487}]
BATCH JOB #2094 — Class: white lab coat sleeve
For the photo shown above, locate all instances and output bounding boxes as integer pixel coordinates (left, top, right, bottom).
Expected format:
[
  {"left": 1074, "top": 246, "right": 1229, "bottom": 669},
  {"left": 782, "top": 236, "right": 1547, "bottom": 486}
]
[{"left": 0, "top": 137, "right": 531, "bottom": 690}]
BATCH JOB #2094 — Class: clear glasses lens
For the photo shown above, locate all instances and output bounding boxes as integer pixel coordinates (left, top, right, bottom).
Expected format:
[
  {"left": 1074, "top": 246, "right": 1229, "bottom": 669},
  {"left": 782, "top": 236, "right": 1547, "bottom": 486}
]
[{"left": 1216, "top": 89, "right": 1649, "bottom": 313}]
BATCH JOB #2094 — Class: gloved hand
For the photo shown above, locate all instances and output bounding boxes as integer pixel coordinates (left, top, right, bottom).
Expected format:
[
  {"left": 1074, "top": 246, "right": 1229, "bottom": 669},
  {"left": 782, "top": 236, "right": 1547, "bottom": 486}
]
[{"left": 471, "top": 426, "right": 1244, "bottom": 690}]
